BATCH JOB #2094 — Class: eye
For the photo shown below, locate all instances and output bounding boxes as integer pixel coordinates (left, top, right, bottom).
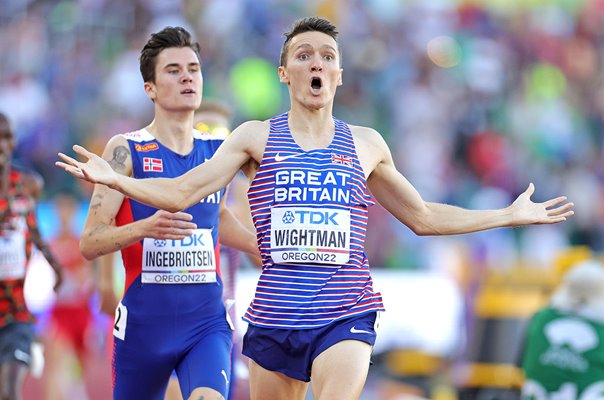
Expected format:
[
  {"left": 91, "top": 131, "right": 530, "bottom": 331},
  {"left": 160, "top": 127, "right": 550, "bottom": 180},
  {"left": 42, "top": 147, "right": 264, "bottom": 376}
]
[
  {"left": 324, "top": 54, "right": 334, "bottom": 62},
  {"left": 298, "top": 53, "right": 309, "bottom": 61}
]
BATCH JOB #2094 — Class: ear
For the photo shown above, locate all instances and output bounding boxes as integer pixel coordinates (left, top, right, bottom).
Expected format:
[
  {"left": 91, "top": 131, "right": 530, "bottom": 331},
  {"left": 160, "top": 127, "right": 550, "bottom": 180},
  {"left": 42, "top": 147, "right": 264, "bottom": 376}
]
[
  {"left": 278, "top": 66, "right": 289, "bottom": 84},
  {"left": 144, "top": 81, "right": 156, "bottom": 100},
  {"left": 337, "top": 68, "right": 343, "bottom": 86}
]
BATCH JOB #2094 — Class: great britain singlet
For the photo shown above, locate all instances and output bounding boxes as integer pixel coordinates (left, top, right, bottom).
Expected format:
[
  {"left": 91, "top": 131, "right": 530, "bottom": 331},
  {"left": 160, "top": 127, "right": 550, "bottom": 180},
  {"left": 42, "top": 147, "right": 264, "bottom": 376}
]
[
  {"left": 114, "top": 128, "right": 227, "bottom": 335},
  {"left": 243, "top": 113, "right": 385, "bottom": 329}
]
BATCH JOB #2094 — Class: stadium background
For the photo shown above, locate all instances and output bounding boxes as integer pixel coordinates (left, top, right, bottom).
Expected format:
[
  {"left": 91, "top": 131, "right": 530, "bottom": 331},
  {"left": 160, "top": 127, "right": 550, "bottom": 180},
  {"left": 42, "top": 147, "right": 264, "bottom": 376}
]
[{"left": 1, "top": 0, "right": 602, "bottom": 398}]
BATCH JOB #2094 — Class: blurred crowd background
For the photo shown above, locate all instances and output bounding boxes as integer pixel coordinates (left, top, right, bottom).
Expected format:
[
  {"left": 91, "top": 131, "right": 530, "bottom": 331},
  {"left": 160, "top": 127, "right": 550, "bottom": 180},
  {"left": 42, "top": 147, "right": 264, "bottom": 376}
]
[{"left": 2, "top": 0, "right": 603, "bottom": 398}]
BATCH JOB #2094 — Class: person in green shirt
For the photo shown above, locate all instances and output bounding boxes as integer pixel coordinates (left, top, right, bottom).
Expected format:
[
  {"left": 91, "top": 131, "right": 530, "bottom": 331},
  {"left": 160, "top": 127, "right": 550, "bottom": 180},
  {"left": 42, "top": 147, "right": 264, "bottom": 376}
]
[{"left": 521, "top": 259, "right": 604, "bottom": 400}]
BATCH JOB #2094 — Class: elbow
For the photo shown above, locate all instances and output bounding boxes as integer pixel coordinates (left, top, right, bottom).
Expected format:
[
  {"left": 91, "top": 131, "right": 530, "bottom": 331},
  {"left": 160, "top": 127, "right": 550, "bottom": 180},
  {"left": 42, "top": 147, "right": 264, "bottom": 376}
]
[
  {"left": 409, "top": 224, "right": 432, "bottom": 236},
  {"left": 79, "top": 238, "right": 97, "bottom": 261},
  {"left": 169, "top": 188, "right": 192, "bottom": 212},
  {"left": 167, "top": 201, "right": 186, "bottom": 213}
]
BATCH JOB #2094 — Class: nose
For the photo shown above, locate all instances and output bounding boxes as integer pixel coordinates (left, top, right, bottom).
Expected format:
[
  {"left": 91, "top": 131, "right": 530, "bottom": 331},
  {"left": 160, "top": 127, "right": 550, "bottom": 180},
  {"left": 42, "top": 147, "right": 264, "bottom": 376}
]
[
  {"left": 311, "top": 55, "right": 323, "bottom": 72},
  {"left": 181, "top": 70, "right": 193, "bottom": 83}
]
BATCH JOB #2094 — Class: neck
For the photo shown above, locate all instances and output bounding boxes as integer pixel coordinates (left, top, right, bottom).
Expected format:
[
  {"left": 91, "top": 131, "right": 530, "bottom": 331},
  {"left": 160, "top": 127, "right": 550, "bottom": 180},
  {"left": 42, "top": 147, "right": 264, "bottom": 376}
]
[
  {"left": 145, "top": 109, "right": 195, "bottom": 154},
  {"left": 288, "top": 102, "right": 335, "bottom": 139},
  {"left": 0, "top": 163, "right": 10, "bottom": 198}
]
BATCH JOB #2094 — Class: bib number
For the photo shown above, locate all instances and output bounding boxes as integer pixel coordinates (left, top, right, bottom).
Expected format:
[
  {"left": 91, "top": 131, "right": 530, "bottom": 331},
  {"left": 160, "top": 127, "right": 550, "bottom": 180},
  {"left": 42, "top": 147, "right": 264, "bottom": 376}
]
[
  {"left": 113, "top": 302, "right": 127, "bottom": 340},
  {"left": 270, "top": 206, "right": 350, "bottom": 265},
  {"left": 141, "top": 228, "right": 216, "bottom": 284},
  {"left": 0, "top": 228, "right": 26, "bottom": 280}
]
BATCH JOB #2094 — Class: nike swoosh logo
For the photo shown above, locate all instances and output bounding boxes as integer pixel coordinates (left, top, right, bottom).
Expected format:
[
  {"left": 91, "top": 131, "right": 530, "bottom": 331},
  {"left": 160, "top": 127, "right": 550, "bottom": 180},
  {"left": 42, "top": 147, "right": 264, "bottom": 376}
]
[
  {"left": 350, "top": 326, "right": 372, "bottom": 334},
  {"left": 274, "top": 152, "right": 304, "bottom": 162}
]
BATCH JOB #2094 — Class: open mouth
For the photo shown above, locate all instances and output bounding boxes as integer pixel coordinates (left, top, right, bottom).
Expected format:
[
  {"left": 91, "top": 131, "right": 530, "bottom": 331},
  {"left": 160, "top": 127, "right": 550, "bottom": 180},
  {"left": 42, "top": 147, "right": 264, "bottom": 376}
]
[
  {"left": 311, "top": 77, "right": 322, "bottom": 91},
  {"left": 181, "top": 89, "right": 195, "bottom": 94}
]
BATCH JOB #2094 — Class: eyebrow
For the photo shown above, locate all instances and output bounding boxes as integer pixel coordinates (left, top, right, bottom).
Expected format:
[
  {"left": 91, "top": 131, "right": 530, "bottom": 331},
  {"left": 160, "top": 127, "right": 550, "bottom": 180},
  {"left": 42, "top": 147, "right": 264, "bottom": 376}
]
[
  {"left": 292, "top": 43, "right": 337, "bottom": 53},
  {"left": 163, "top": 62, "right": 200, "bottom": 69}
]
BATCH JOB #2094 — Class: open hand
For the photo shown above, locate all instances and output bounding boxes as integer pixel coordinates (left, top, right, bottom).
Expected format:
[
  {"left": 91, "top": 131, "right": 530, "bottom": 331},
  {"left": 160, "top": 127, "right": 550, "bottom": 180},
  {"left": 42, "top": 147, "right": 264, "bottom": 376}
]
[
  {"left": 56, "top": 145, "right": 116, "bottom": 187},
  {"left": 511, "top": 183, "right": 574, "bottom": 225}
]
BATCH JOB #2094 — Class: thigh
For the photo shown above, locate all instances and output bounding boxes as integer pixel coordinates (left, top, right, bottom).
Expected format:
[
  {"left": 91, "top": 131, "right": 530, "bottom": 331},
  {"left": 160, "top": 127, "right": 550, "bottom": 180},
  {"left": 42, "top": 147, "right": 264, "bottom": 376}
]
[
  {"left": 248, "top": 359, "right": 308, "bottom": 400},
  {"left": 310, "top": 340, "right": 372, "bottom": 400},
  {"left": 112, "top": 335, "right": 173, "bottom": 400},
  {"left": 176, "top": 328, "right": 232, "bottom": 399}
]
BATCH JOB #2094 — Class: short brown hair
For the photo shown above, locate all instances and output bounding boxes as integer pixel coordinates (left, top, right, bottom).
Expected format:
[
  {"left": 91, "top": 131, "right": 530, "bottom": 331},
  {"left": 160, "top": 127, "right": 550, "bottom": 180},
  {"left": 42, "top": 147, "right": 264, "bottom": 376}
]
[
  {"left": 279, "top": 17, "right": 339, "bottom": 67},
  {"left": 139, "top": 26, "right": 202, "bottom": 83}
]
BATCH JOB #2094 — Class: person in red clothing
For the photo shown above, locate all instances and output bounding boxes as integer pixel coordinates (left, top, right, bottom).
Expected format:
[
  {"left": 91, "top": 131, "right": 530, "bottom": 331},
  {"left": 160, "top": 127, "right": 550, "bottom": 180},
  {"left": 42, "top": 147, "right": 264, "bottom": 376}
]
[
  {"left": 0, "top": 111, "right": 63, "bottom": 400},
  {"left": 42, "top": 191, "right": 97, "bottom": 400}
]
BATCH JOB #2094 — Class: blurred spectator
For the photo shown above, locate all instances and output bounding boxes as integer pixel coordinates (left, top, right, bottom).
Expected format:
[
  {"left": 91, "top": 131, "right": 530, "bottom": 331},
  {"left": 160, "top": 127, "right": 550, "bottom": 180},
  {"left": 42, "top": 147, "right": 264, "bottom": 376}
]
[
  {"left": 42, "top": 192, "right": 98, "bottom": 400},
  {"left": 0, "top": 112, "right": 63, "bottom": 400},
  {"left": 0, "top": 0, "right": 593, "bottom": 271},
  {"left": 520, "top": 259, "right": 604, "bottom": 398}
]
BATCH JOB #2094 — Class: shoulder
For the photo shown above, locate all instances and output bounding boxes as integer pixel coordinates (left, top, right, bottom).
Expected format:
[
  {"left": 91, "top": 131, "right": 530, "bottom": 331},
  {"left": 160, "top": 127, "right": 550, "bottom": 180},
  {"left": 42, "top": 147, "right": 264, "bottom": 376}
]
[
  {"left": 11, "top": 165, "right": 44, "bottom": 199},
  {"left": 103, "top": 133, "right": 134, "bottom": 175},
  {"left": 235, "top": 120, "right": 269, "bottom": 134},
  {"left": 102, "top": 134, "right": 132, "bottom": 160},
  {"left": 348, "top": 124, "right": 389, "bottom": 152},
  {"left": 230, "top": 120, "right": 269, "bottom": 145}
]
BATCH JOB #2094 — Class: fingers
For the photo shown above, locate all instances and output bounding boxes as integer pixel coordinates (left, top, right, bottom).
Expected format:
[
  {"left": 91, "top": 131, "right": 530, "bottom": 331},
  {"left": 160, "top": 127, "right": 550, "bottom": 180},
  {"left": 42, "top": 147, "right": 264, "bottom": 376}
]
[
  {"left": 547, "top": 202, "right": 574, "bottom": 216},
  {"left": 163, "top": 231, "right": 195, "bottom": 240},
  {"left": 57, "top": 152, "right": 80, "bottom": 167},
  {"left": 172, "top": 211, "right": 194, "bottom": 221},
  {"left": 542, "top": 196, "right": 568, "bottom": 208},
  {"left": 155, "top": 210, "right": 196, "bottom": 225},
  {"left": 55, "top": 161, "right": 84, "bottom": 179},
  {"left": 73, "top": 144, "right": 94, "bottom": 158},
  {"left": 525, "top": 182, "right": 535, "bottom": 197}
]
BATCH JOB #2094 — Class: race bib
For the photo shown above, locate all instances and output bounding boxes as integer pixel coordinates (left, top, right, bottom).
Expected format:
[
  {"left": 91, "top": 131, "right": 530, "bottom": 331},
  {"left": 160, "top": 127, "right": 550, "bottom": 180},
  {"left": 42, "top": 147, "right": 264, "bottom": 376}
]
[
  {"left": 0, "top": 229, "right": 27, "bottom": 280},
  {"left": 270, "top": 206, "right": 350, "bottom": 265},
  {"left": 141, "top": 228, "right": 216, "bottom": 284},
  {"left": 113, "top": 302, "right": 128, "bottom": 340}
]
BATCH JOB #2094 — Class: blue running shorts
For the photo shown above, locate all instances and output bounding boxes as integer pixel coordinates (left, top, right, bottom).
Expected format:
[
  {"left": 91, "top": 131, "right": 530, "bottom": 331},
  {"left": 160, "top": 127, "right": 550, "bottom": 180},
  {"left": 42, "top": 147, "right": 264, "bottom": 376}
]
[{"left": 242, "top": 312, "right": 377, "bottom": 382}]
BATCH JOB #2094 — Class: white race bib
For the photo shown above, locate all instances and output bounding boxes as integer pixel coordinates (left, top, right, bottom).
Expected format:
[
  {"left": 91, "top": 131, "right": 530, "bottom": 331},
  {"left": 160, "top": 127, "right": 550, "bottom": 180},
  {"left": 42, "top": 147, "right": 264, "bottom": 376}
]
[
  {"left": 113, "top": 302, "right": 128, "bottom": 340},
  {"left": 142, "top": 228, "right": 216, "bottom": 284},
  {"left": 0, "top": 227, "right": 27, "bottom": 280},
  {"left": 270, "top": 206, "right": 350, "bottom": 265}
]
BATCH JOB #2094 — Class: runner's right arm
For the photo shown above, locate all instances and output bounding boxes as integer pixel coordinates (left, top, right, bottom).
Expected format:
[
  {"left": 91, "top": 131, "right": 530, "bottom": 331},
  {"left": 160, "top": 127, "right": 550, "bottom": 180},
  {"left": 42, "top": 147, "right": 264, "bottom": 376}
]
[
  {"left": 79, "top": 135, "right": 196, "bottom": 260},
  {"left": 58, "top": 121, "right": 266, "bottom": 213}
]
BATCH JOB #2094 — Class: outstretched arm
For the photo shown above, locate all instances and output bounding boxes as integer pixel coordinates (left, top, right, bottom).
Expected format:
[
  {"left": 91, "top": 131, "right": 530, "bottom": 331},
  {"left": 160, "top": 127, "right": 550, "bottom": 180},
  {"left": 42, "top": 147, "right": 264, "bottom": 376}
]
[
  {"left": 364, "top": 130, "right": 574, "bottom": 236},
  {"left": 57, "top": 122, "right": 260, "bottom": 212},
  {"left": 80, "top": 135, "right": 197, "bottom": 260}
]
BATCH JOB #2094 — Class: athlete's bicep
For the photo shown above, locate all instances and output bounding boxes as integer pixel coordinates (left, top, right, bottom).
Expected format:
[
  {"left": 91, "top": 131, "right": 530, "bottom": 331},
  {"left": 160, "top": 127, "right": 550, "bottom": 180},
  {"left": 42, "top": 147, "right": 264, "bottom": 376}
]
[
  {"left": 83, "top": 136, "right": 132, "bottom": 231},
  {"left": 366, "top": 139, "right": 428, "bottom": 232}
]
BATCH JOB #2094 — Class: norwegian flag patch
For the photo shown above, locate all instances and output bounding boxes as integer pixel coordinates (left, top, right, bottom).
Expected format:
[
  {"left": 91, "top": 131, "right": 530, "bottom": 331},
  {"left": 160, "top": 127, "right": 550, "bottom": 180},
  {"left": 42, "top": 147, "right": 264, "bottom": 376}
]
[
  {"left": 143, "top": 157, "right": 163, "bottom": 172},
  {"left": 331, "top": 153, "right": 353, "bottom": 166}
]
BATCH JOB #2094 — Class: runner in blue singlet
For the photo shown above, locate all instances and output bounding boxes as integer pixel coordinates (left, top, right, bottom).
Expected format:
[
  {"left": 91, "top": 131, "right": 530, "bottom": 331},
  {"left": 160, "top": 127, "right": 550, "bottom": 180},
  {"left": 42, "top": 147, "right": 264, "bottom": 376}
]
[
  {"left": 58, "top": 17, "right": 574, "bottom": 400},
  {"left": 76, "top": 27, "right": 257, "bottom": 400}
]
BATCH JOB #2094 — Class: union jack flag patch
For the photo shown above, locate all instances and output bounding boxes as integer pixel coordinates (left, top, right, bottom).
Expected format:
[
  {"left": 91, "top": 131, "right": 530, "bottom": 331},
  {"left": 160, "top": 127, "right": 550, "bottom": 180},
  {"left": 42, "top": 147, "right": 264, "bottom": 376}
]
[
  {"left": 143, "top": 157, "right": 163, "bottom": 172},
  {"left": 331, "top": 153, "right": 353, "bottom": 166}
]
